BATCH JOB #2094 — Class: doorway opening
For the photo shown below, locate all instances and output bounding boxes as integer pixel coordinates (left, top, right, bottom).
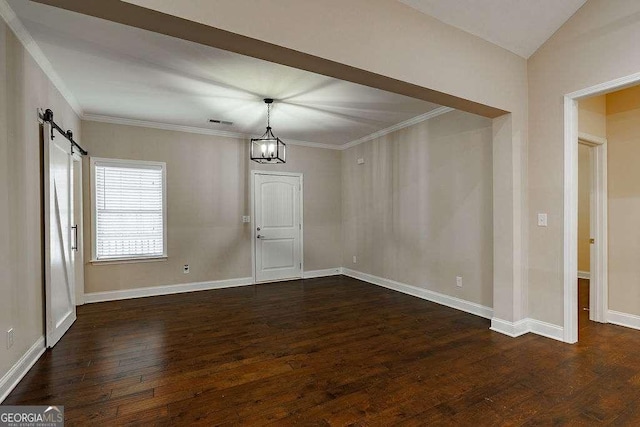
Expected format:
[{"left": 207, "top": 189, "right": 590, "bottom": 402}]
[
  {"left": 565, "top": 72, "right": 640, "bottom": 343},
  {"left": 577, "top": 133, "right": 608, "bottom": 337}
]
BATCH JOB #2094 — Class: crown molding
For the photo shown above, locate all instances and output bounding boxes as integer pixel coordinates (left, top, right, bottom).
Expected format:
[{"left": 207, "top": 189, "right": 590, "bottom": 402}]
[
  {"left": 0, "top": 0, "right": 83, "bottom": 116},
  {"left": 83, "top": 107, "right": 455, "bottom": 152},
  {"left": 341, "top": 106, "right": 454, "bottom": 150},
  {"left": 81, "top": 114, "right": 345, "bottom": 150},
  {"left": 82, "top": 114, "right": 248, "bottom": 139}
]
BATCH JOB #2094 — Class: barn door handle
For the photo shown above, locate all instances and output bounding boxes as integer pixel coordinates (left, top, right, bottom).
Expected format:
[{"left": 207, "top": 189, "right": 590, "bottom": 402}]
[{"left": 71, "top": 225, "right": 78, "bottom": 251}]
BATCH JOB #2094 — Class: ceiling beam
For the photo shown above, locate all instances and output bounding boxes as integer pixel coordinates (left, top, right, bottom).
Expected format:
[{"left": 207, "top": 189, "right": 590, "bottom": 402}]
[{"left": 31, "top": 0, "right": 508, "bottom": 118}]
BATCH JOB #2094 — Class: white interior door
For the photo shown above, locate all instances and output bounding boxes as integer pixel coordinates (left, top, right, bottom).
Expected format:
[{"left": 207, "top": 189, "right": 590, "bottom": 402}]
[
  {"left": 44, "top": 123, "right": 77, "bottom": 348},
  {"left": 253, "top": 172, "right": 302, "bottom": 283}
]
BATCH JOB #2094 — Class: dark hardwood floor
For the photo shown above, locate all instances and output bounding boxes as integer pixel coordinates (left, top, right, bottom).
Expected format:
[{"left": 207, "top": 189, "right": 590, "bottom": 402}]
[{"left": 5, "top": 275, "right": 640, "bottom": 425}]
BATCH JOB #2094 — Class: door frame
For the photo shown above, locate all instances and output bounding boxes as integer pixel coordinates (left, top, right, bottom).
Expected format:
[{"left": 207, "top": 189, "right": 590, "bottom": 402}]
[
  {"left": 250, "top": 170, "right": 304, "bottom": 284},
  {"left": 578, "top": 134, "right": 608, "bottom": 324},
  {"left": 563, "top": 70, "right": 640, "bottom": 343}
]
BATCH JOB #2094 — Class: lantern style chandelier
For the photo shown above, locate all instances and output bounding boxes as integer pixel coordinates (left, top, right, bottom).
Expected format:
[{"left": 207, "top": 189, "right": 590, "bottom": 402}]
[{"left": 250, "top": 98, "right": 286, "bottom": 164}]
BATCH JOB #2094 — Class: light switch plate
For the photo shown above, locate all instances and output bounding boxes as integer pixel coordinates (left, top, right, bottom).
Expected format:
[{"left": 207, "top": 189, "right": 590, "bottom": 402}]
[
  {"left": 7, "top": 328, "right": 14, "bottom": 350},
  {"left": 357, "top": 158, "right": 365, "bottom": 165},
  {"left": 537, "top": 213, "right": 548, "bottom": 227},
  {"left": 242, "top": 216, "right": 250, "bottom": 223}
]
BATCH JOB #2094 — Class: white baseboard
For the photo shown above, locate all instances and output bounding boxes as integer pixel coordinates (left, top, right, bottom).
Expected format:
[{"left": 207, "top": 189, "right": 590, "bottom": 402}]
[
  {"left": 490, "top": 317, "right": 564, "bottom": 341},
  {"left": 608, "top": 310, "right": 640, "bottom": 331},
  {"left": 528, "top": 319, "right": 565, "bottom": 341},
  {"left": 577, "top": 270, "right": 591, "bottom": 280},
  {"left": 303, "top": 268, "right": 342, "bottom": 279},
  {"left": 84, "top": 277, "right": 253, "bottom": 303},
  {"left": 85, "top": 269, "right": 345, "bottom": 303},
  {"left": 0, "top": 336, "right": 46, "bottom": 403},
  {"left": 341, "top": 268, "right": 494, "bottom": 319},
  {"left": 340, "top": 268, "right": 567, "bottom": 342},
  {"left": 490, "top": 318, "right": 529, "bottom": 337}
]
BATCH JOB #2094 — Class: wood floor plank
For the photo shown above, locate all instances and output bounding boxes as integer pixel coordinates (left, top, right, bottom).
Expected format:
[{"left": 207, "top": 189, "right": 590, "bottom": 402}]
[{"left": 5, "top": 276, "right": 640, "bottom": 425}]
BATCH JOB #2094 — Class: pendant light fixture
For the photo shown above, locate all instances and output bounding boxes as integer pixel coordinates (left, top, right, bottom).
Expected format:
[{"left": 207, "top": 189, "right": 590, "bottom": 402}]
[{"left": 251, "top": 98, "right": 286, "bottom": 164}]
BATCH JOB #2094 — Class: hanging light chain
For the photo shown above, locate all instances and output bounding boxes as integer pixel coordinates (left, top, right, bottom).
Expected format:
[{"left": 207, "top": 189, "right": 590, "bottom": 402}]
[{"left": 267, "top": 102, "right": 271, "bottom": 128}]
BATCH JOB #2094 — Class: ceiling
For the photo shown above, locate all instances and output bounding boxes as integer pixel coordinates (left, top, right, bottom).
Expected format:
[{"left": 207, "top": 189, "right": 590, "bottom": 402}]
[
  {"left": 398, "top": 0, "right": 587, "bottom": 58},
  {"left": 7, "top": 1, "right": 443, "bottom": 147}
]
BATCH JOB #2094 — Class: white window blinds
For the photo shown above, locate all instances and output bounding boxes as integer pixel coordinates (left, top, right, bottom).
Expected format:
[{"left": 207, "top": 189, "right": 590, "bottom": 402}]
[{"left": 93, "top": 159, "right": 166, "bottom": 260}]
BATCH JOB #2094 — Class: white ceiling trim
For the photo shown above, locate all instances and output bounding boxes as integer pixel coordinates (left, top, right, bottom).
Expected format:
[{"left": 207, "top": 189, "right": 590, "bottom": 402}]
[
  {"left": 84, "top": 107, "right": 456, "bottom": 152},
  {"left": 0, "top": 0, "right": 82, "bottom": 116},
  {"left": 341, "top": 106, "right": 454, "bottom": 150},
  {"left": 82, "top": 114, "right": 344, "bottom": 150}
]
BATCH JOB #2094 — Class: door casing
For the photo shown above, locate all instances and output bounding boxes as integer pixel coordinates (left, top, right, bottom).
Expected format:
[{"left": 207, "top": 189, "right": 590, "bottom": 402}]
[{"left": 563, "top": 70, "right": 640, "bottom": 343}]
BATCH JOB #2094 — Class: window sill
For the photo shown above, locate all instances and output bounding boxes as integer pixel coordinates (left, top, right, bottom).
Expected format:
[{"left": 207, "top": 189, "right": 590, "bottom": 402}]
[{"left": 90, "top": 256, "right": 168, "bottom": 265}]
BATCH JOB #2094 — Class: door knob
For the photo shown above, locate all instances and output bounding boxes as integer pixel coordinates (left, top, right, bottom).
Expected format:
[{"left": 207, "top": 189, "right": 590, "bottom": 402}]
[
  {"left": 257, "top": 227, "right": 261, "bottom": 231},
  {"left": 257, "top": 234, "right": 263, "bottom": 239}
]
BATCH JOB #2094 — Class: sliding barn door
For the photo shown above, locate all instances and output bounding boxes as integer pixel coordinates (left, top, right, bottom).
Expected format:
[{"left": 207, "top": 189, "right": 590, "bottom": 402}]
[
  {"left": 43, "top": 122, "right": 77, "bottom": 348},
  {"left": 253, "top": 173, "right": 302, "bottom": 283}
]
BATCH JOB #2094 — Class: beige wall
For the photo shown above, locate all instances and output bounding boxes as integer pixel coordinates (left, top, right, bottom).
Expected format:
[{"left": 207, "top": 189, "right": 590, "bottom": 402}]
[
  {"left": 0, "top": 20, "right": 80, "bottom": 380},
  {"left": 118, "top": 0, "right": 528, "bottom": 325},
  {"left": 528, "top": 0, "right": 640, "bottom": 325},
  {"left": 342, "top": 110, "right": 493, "bottom": 307},
  {"left": 606, "top": 85, "right": 640, "bottom": 316},
  {"left": 81, "top": 121, "right": 342, "bottom": 293}
]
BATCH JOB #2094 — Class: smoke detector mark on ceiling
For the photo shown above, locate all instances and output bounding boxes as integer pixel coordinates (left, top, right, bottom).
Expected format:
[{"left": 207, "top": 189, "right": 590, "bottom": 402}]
[{"left": 209, "top": 119, "right": 234, "bottom": 126}]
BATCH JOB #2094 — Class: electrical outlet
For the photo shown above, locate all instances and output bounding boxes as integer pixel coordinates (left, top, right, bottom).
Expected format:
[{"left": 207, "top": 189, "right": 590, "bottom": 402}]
[
  {"left": 7, "top": 328, "right": 14, "bottom": 350},
  {"left": 353, "top": 256, "right": 357, "bottom": 264},
  {"left": 183, "top": 264, "right": 190, "bottom": 274},
  {"left": 242, "top": 216, "right": 250, "bottom": 223},
  {"left": 456, "top": 276, "right": 463, "bottom": 288},
  {"left": 537, "top": 213, "right": 548, "bottom": 227}
]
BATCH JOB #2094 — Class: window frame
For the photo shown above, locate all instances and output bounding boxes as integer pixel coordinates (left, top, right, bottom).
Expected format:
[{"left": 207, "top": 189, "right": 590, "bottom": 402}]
[{"left": 90, "top": 157, "right": 167, "bottom": 264}]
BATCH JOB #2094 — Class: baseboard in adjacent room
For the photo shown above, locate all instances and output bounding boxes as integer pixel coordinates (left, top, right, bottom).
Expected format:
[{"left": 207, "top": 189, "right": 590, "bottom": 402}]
[
  {"left": 608, "top": 310, "right": 640, "bottom": 331},
  {"left": 341, "top": 268, "right": 494, "bottom": 319},
  {"left": 577, "top": 271, "right": 591, "bottom": 280},
  {"left": 0, "top": 337, "right": 45, "bottom": 403},
  {"left": 84, "top": 277, "right": 254, "bottom": 303}
]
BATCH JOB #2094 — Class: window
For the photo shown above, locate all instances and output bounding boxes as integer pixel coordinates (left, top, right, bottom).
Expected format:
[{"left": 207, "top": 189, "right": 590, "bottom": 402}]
[{"left": 91, "top": 158, "right": 166, "bottom": 261}]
